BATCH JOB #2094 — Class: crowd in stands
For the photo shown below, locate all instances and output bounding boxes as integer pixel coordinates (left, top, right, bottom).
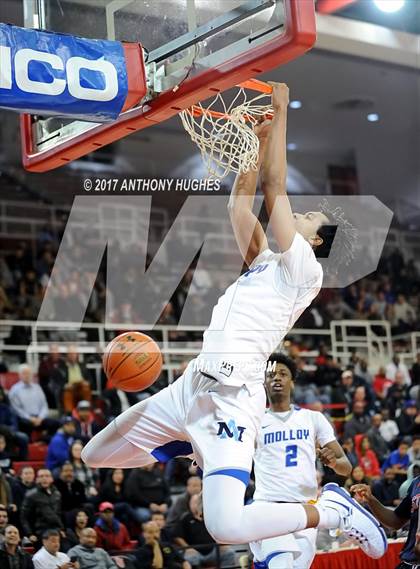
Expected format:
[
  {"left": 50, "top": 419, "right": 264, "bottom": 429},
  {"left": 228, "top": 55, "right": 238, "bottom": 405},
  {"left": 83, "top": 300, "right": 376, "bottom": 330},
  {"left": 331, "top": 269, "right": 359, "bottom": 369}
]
[
  {"left": 1, "top": 230, "right": 420, "bottom": 343},
  {"left": 0, "top": 341, "right": 418, "bottom": 566},
  {"left": 0, "top": 222, "right": 420, "bottom": 566}
]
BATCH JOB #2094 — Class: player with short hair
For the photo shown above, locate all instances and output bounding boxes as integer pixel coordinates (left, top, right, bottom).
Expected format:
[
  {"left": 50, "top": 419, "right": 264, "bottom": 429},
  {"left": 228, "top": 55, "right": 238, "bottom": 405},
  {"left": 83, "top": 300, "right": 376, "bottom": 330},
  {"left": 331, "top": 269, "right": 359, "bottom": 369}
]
[
  {"left": 250, "top": 353, "right": 352, "bottom": 569},
  {"left": 83, "top": 83, "right": 385, "bottom": 559},
  {"left": 351, "top": 478, "right": 420, "bottom": 568}
]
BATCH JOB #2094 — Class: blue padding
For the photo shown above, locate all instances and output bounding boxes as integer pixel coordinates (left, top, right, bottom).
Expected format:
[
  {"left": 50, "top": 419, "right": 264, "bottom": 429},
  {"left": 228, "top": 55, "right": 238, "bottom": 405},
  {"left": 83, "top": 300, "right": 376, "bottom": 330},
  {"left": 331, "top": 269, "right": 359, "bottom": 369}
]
[
  {"left": 206, "top": 468, "right": 250, "bottom": 486},
  {"left": 151, "top": 440, "right": 193, "bottom": 462}
]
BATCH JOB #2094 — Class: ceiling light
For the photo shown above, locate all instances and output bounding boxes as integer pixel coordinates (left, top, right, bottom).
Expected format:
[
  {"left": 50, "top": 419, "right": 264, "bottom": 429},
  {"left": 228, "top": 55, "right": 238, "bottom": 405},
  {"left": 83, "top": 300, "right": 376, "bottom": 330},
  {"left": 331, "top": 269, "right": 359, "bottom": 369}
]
[
  {"left": 287, "top": 143, "right": 297, "bottom": 150},
  {"left": 289, "top": 100, "right": 302, "bottom": 109},
  {"left": 373, "top": 0, "right": 405, "bottom": 13},
  {"left": 367, "top": 113, "right": 379, "bottom": 122}
]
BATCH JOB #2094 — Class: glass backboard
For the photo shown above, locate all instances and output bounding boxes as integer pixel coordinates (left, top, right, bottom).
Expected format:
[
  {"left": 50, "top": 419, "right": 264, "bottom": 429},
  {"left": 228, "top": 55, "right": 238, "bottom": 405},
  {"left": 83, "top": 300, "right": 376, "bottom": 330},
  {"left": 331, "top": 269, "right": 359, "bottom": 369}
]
[{"left": 21, "top": 0, "right": 316, "bottom": 171}]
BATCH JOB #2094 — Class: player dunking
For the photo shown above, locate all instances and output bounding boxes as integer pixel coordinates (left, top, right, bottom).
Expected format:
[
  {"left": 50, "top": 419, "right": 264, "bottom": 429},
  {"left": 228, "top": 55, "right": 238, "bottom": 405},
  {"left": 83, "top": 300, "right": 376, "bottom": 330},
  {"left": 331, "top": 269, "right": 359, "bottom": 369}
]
[
  {"left": 250, "top": 353, "right": 352, "bottom": 569},
  {"left": 83, "top": 84, "right": 386, "bottom": 558}
]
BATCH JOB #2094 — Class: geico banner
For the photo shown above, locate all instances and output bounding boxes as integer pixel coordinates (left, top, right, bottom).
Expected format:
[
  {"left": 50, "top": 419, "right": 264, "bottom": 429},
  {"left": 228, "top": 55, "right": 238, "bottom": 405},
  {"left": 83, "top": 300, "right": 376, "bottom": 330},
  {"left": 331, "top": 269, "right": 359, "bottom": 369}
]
[{"left": 0, "top": 23, "right": 127, "bottom": 121}]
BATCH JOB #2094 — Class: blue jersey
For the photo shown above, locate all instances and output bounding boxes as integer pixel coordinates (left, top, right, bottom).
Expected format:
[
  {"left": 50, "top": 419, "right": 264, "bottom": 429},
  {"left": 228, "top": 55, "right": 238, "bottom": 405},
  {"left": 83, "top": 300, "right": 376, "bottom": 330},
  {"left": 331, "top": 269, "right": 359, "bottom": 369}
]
[{"left": 394, "top": 476, "right": 420, "bottom": 563}]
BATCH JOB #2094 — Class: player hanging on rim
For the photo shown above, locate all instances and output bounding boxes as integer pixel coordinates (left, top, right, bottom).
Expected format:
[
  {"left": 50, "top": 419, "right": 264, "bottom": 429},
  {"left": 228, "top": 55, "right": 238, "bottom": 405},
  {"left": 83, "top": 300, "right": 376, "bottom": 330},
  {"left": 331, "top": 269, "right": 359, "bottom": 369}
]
[
  {"left": 251, "top": 353, "right": 352, "bottom": 569},
  {"left": 82, "top": 83, "right": 386, "bottom": 559}
]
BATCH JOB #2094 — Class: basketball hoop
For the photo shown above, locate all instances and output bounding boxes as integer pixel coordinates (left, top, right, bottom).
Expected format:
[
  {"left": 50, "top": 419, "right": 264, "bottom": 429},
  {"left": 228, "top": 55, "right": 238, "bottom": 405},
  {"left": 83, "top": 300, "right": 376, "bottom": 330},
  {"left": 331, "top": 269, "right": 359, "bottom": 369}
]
[{"left": 180, "top": 79, "right": 273, "bottom": 179}]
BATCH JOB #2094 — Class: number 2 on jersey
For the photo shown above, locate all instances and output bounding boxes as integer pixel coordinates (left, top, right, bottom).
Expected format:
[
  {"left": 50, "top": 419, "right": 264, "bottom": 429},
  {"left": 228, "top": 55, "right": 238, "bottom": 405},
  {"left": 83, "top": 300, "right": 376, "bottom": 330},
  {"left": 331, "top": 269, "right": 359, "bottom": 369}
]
[{"left": 285, "top": 444, "right": 298, "bottom": 467}]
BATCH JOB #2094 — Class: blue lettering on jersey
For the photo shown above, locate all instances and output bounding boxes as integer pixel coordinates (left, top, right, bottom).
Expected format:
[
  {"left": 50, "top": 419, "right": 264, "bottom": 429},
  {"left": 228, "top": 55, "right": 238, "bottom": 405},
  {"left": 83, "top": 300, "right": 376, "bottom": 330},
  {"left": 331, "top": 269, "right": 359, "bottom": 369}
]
[
  {"left": 217, "top": 420, "right": 246, "bottom": 442},
  {"left": 242, "top": 264, "right": 268, "bottom": 278},
  {"left": 263, "top": 429, "right": 310, "bottom": 445}
]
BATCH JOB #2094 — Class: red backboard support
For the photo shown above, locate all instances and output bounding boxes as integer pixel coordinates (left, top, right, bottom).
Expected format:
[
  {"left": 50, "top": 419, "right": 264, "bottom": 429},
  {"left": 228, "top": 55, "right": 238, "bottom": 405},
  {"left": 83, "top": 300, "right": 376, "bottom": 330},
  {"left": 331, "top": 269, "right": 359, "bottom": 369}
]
[{"left": 21, "top": 0, "right": 316, "bottom": 172}]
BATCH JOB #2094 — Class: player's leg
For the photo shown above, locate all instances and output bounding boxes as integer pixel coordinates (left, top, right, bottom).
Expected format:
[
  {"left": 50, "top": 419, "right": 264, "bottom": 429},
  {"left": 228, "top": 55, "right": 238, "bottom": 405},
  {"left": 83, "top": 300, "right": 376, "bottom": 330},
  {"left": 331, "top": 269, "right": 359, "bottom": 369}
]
[
  {"left": 81, "top": 417, "right": 155, "bottom": 468},
  {"left": 292, "top": 529, "right": 317, "bottom": 569},
  {"left": 186, "top": 382, "right": 312, "bottom": 542},
  {"left": 186, "top": 383, "right": 387, "bottom": 558},
  {"left": 82, "top": 374, "right": 192, "bottom": 469}
]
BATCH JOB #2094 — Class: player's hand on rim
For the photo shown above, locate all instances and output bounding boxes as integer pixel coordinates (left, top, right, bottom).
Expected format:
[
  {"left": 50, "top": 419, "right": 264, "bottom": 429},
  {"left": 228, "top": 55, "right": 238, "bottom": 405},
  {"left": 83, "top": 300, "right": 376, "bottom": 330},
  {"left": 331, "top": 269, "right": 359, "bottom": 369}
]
[
  {"left": 268, "top": 82, "right": 289, "bottom": 111},
  {"left": 350, "top": 483, "right": 373, "bottom": 504},
  {"left": 253, "top": 117, "right": 272, "bottom": 141}
]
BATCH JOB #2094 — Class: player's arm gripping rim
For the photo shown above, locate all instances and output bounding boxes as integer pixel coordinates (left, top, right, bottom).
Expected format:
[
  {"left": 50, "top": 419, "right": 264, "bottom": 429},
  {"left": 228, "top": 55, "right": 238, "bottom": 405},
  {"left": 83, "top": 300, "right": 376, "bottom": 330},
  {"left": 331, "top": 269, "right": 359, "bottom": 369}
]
[
  {"left": 258, "top": 82, "right": 297, "bottom": 253},
  {"left": 227, "top": 122, "right": 269, "bottom": 267},
  {"left": 350, "top": 483, "right": 409, "bottom": 530},
  {"left": 317, "top": 441, "right": 352, "bottom": 477}
]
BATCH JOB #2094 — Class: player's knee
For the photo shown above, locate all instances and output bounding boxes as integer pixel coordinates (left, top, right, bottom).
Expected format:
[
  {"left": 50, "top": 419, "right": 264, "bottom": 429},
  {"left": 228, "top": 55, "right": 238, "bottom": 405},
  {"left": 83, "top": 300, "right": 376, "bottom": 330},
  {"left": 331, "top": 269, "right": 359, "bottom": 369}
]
[
  {"left": 205, "top": 515, "right": 244, "bottom": 544},
  {"left": 81, "top": 438, "right": 103, "bottom": 468}
]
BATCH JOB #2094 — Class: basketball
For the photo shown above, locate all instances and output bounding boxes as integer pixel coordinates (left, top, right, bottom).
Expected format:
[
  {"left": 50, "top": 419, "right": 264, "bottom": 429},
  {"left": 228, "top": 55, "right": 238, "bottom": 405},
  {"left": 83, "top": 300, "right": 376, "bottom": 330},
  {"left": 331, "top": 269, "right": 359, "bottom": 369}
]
[{"left": 103, "top": 331, "right": 162, "bottom": 392}]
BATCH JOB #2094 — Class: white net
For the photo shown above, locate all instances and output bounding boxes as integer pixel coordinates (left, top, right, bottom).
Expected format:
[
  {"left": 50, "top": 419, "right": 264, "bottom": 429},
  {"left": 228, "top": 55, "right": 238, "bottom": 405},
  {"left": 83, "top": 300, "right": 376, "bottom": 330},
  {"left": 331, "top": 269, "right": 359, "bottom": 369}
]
[{"left": 180, "top": 86, "right": 273, "bottom": 179}]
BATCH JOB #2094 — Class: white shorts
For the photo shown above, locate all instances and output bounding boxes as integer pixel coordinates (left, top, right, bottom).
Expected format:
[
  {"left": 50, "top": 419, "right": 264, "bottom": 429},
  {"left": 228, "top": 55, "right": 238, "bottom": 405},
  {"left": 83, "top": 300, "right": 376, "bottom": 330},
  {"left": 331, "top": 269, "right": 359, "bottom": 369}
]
[
  {"left": 250, "top": 528, "right": 317, "bottom": 569},
  {"left": 114, "top": 359, "right": 266, "bottom": 478}
]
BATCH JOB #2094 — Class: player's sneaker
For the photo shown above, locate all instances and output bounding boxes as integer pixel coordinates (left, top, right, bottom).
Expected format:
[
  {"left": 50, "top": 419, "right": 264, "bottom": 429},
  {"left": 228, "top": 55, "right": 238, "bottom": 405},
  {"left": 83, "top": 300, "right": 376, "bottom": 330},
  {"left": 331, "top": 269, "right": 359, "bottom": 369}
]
[{"left": 318, "top": 483, "right": 387, "bottom": 559}]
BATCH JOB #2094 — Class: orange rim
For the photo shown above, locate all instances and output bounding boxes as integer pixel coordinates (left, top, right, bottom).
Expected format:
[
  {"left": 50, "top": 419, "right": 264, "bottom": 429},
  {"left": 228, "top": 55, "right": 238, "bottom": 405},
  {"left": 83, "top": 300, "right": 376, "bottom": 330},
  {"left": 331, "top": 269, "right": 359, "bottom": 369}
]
[{"left": 186, "top": 78, "right": 272, "bottom": 120}]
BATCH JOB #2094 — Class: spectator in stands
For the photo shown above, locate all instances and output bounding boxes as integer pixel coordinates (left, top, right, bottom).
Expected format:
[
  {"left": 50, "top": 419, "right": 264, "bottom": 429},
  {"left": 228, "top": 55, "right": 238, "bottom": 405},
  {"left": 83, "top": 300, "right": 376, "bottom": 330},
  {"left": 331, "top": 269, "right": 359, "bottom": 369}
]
[
  {"left": 0, "top": 469, "right": 14, "bottom": 511},
  {"left": 9, "top": 364, "right": 59, "bottom": 436},
  {"left": 344, "top": 465, "right": 369, "bottom": 491},
  {"left": 372, "top": 366, "right": 393, "bottom": 401},
  {"left": 67, "top": 527, "right": 117, "bottom": 569},
  {"left": 136, "top": 521, "right": 190, "bottom": 569},
  {"left": 391, "top": 294, "right": 416, "bottom": 334},
  {"left": 98, "top": 469, "right": 135, "bottom": 527},
  {"left": 0, "top": 387, "right": 29, "bottom": 460},
  {"left": 355, "top": 359, "right": 373, "bottom": 385},
  {"left": 32, "top": 529, "right": 75, "bottom": 569},
  {"left": 0, "top": 525, "right": 34, "bottom": 569},
  {"left": 315, "top": 355, "right": 342, "bottom": 389},
  {"left": 353, "top": 385, "right": 374, "bottom": 413},
  {"left": 150, "top": 512, "right": 172, "bottom": 543},
  {"left": 37, "top": 344, "right": 67, "bottom": 409},
  {"left": 21, "top": 468, "right": 63, "bottom": 544},
  {"left": 343, "top": 401, "right": 371, "bottom": 439},
  {"left": 11, "top": 466, "right": 36, "bottom": 511},
  {"left": 65, "top": 510, "right": 89, "bottom": 550},
  {"left": 54, "top": 463, "right": 87, "bottom": 515},
  {"left": 372, "top": 467, "right": 400, "bottom": 507},
  {"left": 0, "top": 435, "right": 13, "bottom": 473},
  {"left": 399, "top": 463, "right": 420, "bottom": 499},
  {"left": 411, "top": 353, "right": 420, "bottom": 388},
  {"left": 408, "top": 435, "right": 420, "bottom": 463},
  {"left": 126, "top": 464, "right": 171, "bottom": 523},
  {"left": 366, "top": 414, "right": 389, "bottom": 464},
  {"left": 325, "top": 291, "right": 354, "bottom": 320},
  {"left": 94, "top": 502, "right": 131, "bottom": 552},
  {"left": 62, "top": 346, "right": 92, "bottom": 413},
  {"left": 386, "top": 355, "right": 411, "bottom": 386},
  {"left": 7, "top": 243, "right": 32, "bottom": 285},
  {"left": 69, "top": 441, "right": 97, "bottom": 498},
  {"left": 379, "top": 408, "right": 399, "bottom": 444},
  {"left": 341, "top": 437, "right": 358, "bottom": 468},
  {"left": 72, "top": 401, "right": 101, "bottom": 443},
  {"left": 382, "top": 439, "right": 411, "bottom": 483},
  {"left": 355, "top": 435, "right": 381, "bottom": 480},
  {"left": 397, "top": 400, "right": 419, "bottom": 437},
  {"left": 46, "top": 417, "right": 76, "bottom": 472},
  {"left": 385, "top": 371, "right": 408, "bottom": 417},
  {"left": 166, "top": 476, "right": 202, "bottom": 531},
  {"left": 173, "top": 494, "right": 235, "bottom": 569},
  {"left": 0, "top": 504, "right": 8, "bottom": 544}
]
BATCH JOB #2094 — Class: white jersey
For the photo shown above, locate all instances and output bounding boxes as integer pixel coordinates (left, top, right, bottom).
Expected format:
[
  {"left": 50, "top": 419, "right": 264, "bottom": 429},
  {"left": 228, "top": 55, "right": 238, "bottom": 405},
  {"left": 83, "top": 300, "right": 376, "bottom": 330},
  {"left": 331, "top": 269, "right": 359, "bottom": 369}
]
[
  {"left": 198, "top": 233, "right": 322, "bottom": 390},
  {"left": 253, "top": 406, "right": 335, "bottom": 503}
]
